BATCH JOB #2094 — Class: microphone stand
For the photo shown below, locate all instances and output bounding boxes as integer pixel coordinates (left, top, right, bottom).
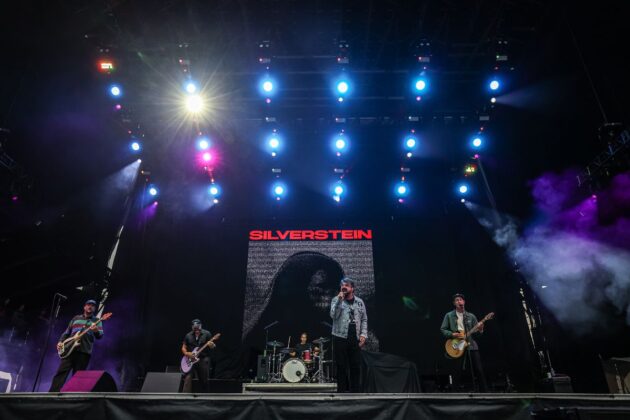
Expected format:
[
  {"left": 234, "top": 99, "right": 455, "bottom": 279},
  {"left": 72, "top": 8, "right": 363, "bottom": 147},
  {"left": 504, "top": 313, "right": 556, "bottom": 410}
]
[
  {"left": 32, "top": 293, "right": 66, "bottom": 392},
  {"left": 463, "top": 309, "right": 477, "bottom": 392}
]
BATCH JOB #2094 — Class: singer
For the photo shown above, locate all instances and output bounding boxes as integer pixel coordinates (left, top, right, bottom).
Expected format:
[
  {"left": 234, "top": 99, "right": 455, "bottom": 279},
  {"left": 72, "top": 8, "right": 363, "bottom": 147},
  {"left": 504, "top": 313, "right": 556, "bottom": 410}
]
[{"left": 330, "top": 277, "right": 368, "bottom": 392}]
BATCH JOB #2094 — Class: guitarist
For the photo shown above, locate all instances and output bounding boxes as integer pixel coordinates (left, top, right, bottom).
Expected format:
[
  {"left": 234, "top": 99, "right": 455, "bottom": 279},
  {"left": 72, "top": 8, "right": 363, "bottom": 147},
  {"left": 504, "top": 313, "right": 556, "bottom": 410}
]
[
  {"left": 49, "top": 299, "right": 104, "bottom": 392},
  {"left": 440, "top": 293, "right": 487, "bottom": 392},
  {"left": 181, "top": 319, "right": 215, "bottom": 393}
]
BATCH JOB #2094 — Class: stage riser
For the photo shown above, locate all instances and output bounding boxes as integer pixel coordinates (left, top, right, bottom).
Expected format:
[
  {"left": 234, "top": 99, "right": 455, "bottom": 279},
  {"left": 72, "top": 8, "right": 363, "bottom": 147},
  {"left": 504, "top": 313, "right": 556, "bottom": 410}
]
[{"left": 2, "top": 394, "right": 630, "bottom": 420}]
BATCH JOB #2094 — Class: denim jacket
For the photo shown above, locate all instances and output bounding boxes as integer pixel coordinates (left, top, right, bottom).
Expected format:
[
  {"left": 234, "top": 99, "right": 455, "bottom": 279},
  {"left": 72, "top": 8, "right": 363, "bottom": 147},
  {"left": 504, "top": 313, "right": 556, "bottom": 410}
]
[{"left": 330, "top": 296, "right": 368, "bottom": 340}]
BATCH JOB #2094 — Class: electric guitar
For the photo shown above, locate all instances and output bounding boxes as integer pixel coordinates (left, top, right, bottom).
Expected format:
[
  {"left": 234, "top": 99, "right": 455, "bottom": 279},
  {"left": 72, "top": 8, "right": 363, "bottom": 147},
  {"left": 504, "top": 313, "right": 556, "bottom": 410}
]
[
  {"left": 444, "top": 312, "right": 494, "bottom": 359},
  {"left": 180, "top": 333, "right": 221, "bottom": 373},
  {"left": 57, "top": 312, "right": 112, "bottom": 359}
]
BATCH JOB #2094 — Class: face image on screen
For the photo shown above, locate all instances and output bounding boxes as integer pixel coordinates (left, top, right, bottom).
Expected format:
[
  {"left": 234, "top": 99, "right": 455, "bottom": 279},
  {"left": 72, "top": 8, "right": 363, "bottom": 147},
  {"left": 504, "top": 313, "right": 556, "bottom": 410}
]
[{"left": 242, "top": 230, "right": 379, "bottom": 351}]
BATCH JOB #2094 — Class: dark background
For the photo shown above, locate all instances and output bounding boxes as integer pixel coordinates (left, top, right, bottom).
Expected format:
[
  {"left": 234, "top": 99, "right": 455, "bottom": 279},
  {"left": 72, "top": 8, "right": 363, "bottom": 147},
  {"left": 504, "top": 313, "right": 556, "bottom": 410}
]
[{"left": 1, "top": 1, "right": 629, "bottom": 392}]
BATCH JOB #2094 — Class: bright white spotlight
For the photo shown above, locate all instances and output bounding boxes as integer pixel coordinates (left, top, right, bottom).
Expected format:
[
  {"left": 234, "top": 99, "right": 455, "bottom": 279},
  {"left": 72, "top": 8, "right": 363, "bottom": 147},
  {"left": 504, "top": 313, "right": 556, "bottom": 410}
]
[
  {"left": 185, "top": 94, "right": 205, "bottom": 113},
  {"left": 130, "top": 141, "right": 141, "bottom": 152},
  {"left": 272, "top": 182, "right": 286, "bottom": 200},
  {"left": 489, "top": 79, "right": 500, "bottom": 91},
  {"left": 472, "top": 137, "right": 482, "bottom": 148},
  {"left": 337, "top": 81, "right": 349, "bottom": 94},
  {"left": 197, "top": 137, "right": 210, "bottom": 150},
  {"left": 110, "top": 85, "right": 121, "bottom": 97},
  {"left": 185, "top": 82, "right": 197, "bottom": 94},
  {"left": 395, "top": 182, "right": 409, "bottom": 198},
  {"left": 263, "top": 80, "right": 273, "bottom": 93},
  {"left": 406, "top": 138, "right": 416, "bottom": 148},
  {"left": 148, "top": 187, "right": 158, "bottom": 196},
  {"left": 414, "top": 79, "right": 427, "bottom": 92},
  {"left": 458, "top": 184, "right": 469, "bottom": 194},
  {"left": 490, "top": 97, "right": 497, "bottom": 104},
  {"left": 209, "top": 184, "right": 221, "bottom": 199},
  {"left": 202, "top": 152, "right": 212, "bottom": 162},
  {"left": 269, "top": 137, "right": 280, "bottom": 149},
  {"left": 335, "top": 138, "right": 346, "bottom": 150}
]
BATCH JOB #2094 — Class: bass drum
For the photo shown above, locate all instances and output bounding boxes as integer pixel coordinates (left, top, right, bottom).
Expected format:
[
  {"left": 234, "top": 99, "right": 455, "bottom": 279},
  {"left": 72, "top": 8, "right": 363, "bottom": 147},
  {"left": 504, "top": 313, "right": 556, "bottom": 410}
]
[{"left": 281, "top": 358, "right": 307, "bottom": 383}]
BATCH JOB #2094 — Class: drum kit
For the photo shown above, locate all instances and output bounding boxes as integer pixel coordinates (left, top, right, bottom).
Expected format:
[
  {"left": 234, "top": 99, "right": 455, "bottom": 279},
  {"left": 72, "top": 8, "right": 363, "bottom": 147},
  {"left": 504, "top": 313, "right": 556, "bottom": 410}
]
[{"left": 264, "top": 337, "right": 334, "bottom": 383}]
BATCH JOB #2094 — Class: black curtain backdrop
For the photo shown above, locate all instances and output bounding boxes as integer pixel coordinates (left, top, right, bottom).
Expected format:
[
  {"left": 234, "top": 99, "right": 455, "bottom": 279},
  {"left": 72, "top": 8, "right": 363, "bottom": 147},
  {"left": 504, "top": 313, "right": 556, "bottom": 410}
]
[{"left": 104, "top": 201, "right": 538, "bottom": 391}]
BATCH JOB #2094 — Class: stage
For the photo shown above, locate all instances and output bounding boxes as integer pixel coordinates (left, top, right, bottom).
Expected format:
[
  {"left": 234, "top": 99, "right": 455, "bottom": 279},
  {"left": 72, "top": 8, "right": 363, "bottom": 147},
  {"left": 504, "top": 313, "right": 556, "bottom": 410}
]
[{"left": 2, "top": 393, "right": 630, "bottom": 419}]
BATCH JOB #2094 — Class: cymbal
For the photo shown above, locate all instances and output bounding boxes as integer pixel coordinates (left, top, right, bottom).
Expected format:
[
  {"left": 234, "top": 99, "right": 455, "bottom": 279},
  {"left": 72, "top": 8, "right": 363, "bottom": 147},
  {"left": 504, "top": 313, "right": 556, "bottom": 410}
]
[
  {"left": 267, "top": 340, "right": 285, "bottom": 347},
  {"left": 312, "top": 337, "right": 330, "bottom": 344},
  {"left": 280, "top": 347, "right": 295, "bottom": 354}
]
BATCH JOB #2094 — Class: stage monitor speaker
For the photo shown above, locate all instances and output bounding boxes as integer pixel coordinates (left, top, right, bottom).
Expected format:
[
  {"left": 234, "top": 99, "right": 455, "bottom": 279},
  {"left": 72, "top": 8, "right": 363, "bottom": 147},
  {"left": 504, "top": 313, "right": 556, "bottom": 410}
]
[
  {"left": 256, "top": 355, "right": 268, "bottom": 381},
  {"left": 141, "top": 372, "right": 181, "bottom": 393},
  {"left": 541, "top": 374, "right": 573, "bottom": 393},
  {"left": 601, "top": 357, "right": 630, "bottom": 393},
  {"left": 60, "top": 370, "right": 117, "bottom": 392}
]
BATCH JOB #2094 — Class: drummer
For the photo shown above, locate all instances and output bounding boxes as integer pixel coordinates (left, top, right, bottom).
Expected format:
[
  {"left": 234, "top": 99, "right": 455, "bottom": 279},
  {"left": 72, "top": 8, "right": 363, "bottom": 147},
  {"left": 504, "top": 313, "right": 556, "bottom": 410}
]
[{"left": 290, "top": 332, "right": 318, "bottom": 360}]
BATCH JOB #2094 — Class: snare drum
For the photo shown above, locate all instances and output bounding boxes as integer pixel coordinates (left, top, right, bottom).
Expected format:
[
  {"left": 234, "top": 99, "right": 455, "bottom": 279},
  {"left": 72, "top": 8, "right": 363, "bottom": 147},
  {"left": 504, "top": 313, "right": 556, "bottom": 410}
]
[{"left": 282, "top": 358, "right": 307, "bottom": 383}]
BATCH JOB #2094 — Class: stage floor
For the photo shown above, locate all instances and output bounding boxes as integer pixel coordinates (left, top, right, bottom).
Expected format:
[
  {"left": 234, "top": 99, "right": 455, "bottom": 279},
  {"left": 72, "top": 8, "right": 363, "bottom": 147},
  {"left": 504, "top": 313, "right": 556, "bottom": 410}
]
[{"left": 2, "top": 393, "right": 630, "bottom": 419}]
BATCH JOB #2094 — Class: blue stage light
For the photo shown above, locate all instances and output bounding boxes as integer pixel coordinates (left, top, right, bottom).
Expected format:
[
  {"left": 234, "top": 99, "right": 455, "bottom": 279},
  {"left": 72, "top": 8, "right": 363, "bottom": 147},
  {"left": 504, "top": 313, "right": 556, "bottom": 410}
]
[
  {"left": 130, "top": 141, "right": 141, "bottom": 152},
  {"left": 472, "top": 137, "right": 482, "bottom": 148},
  {"left": 489, "top": 79, "right": 500, "bottom": 91},
  {"left": 414, "top": 78, "right": 427, "bottom": 92},
  {"left": 185, "top": 82, "right": 197, "bottom": 94},
  {"left": 196, "top": 137, "right": 211, "bottom": 150},
  {"left": 335, "top": 138, "right": 346, "bottom": 150},
  {"left": 458, "top": 183, "right": 469, "bottom": 195},
  {"left": 272, "top": 182, "right": 286, "bottom": 200},
  {"left": 259, "top": 76, "right": 276, "bottom": 98},
  {"left": 209, "top": 184, "right": 221, "bottom": 197},
  {"left": 109, "top": 85, "right": 121, "bottom": 97},
  {"left": 269, "top": 136, "right": 280, "bottom": 149},
  {"left": 395, "top": 182, "right": 409, "bottom": 197},
  {"left": 148, "top": 186, "right": 158, "bottom": 196},
  {"left": 336, "top": 81, "right": 349, "bottom": 94},
  {"left": 331, "top": 181, "right": 346, "bottom": 202}
]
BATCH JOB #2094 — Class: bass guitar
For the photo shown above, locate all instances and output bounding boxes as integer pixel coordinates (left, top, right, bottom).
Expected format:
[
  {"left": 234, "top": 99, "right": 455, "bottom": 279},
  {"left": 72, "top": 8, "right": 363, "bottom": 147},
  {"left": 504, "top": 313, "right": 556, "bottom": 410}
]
[
  {"left": 180, "top": 333, "right": 221, "bottom": 373},
  {"left": 444, "top": 312, "right": 494, "bottom": 359},
  {"left": 57, "top": 312, "right": 112, "bottom": 359}
]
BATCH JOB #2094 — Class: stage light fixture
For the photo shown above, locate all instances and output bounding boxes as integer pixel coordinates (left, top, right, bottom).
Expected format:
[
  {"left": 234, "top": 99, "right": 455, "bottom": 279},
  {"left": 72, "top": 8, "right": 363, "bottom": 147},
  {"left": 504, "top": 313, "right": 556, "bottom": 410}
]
[
  {"left": 472, "top": 137, "right": 482, "bottom": 148},
  {"left": 395, "top": 182, "right": 409, "bottom": 198},
  {"left": 185, "top": 82, "right": 197, "bottom": 94},
  {"left": 458, "top": 183, "right": 469, "bottom": 195},
  {"left": 413, "top": 78, "right": 427, "bottom": 92},
  {"left": 334, "top": 77, "right": 351, "bottom": 101},
  {"left": 331, "top": 181, "right": 346, "bottom": 202},
  {"left": 109, "top": 85, "right": 121, "bottom": 97},
  {"left": 269, "top": 136, "right": 280, "bottom": 149},
  {"left": 202, "top": 152, "right": 212, "bottom": 162},
  {"left": 98, "top": 61, "right": 114, "bottom": 72},
  {"left": 259, "top": 76, "right": 277, "bottom": 99},
  {"left": 272, "top": 182, "right": 286, "bottom": 200},
  {"left": 197, "top": 137, "right": 210, "bottom": 150},
  {"left": 130, "top": 141, "right": 141, "bottom": 152},
  {"left": 209, "top": 183, "right": 221, "bottom": 202},
  {"left": 490, "top": 97, "right": 497, "bottom": 104},
  {"left": 332, "top": 133, "right": 349, "bottom": 156},
  {"left": 148, "top": 186, "right": 158, "bottom": 196},
  {"left": 336, "top": 81, "right": 349, "bottom": 94},
  {"left": 185, "top": 94, "right": 205, "bottom": 113},
  {"left": 489, "top": 79, "right": 500, "bottom": 91}
]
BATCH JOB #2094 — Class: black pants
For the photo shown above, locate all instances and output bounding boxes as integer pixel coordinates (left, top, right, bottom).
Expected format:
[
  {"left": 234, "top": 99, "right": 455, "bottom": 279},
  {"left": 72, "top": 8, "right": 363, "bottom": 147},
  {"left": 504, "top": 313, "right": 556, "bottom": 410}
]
[
  {"left": 463, "top": 349, "right": 487, "bottom": 392},
  {"left": 333, "top": 335, "right": 361, "bottom": 393},
  {"left": 182, "top": 356, "right": 210, "bottom": 393},
  {"left": 49, "top": 351, "right": 91, "bottom": 392}
]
